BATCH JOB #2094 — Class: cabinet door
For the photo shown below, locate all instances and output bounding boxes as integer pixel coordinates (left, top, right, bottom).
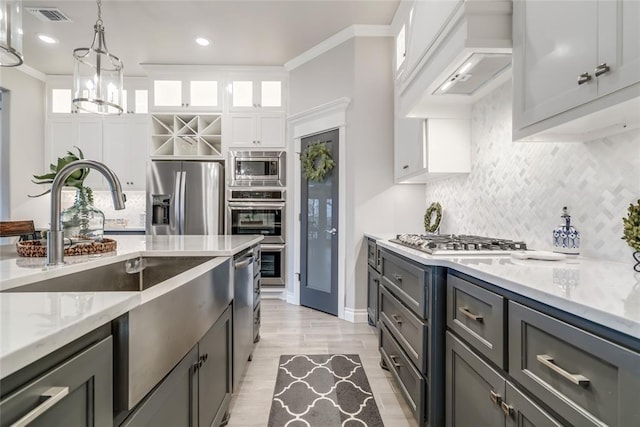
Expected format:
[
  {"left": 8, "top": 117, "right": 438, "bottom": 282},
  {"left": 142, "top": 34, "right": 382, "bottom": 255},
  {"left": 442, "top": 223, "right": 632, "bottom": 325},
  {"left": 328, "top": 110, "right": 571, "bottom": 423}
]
[
  {"left": 513, "top": 0, "right": 599, "bottom": 129},
  {"left": 446, "top": 332, "right": 505, "bottom": 427},
  {"left": 597, "top": 0, "right": 640, "bottom": 97},
  {"left": 198, "top": 305, "right": 232, "bottom": 427},
  {"left": 102, "top": 117, "right": 149, "bottom": 190},
  {"left": 48, "top": 117, "right": 104, "bottom": 189},
  {"left": 256, "top": 114, "right": 285, "bottom": 147},
  {"left": 394, "top": 117, "right": 424, "bottom": 181},
  {"left": 505, "top": 382, "right": 564, "bottom": 427},
  {"left": 227, "top": 114, "right": 257, "bottom": 147},
  {"left": 0, "top": 337, "right": 112, "bottom": 427},
  {"left": 121, "top": 346, "right": 199, "bottom": 427}
]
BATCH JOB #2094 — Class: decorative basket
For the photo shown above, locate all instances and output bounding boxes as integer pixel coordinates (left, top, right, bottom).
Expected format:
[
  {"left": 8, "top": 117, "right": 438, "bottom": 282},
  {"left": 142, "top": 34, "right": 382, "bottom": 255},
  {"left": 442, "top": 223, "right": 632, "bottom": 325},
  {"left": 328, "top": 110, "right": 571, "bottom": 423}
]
[{"left": 16, "top": 238, "right": 117, "bottom": 257}]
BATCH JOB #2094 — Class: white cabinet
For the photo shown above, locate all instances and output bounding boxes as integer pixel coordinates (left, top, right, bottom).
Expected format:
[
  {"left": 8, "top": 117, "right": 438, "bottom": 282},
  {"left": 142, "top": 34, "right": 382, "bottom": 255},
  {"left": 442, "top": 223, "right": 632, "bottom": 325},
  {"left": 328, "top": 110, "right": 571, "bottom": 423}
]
[
  {"left": 226, "top": 113, "right": 285, "bottom": 148},
  {"left": 394, "top": 118, "right": 470, "bottom": 184},
  {"left": 47, "top": 116, "right": 149, "bottom": 190},
  {"left": 150, "top": 77, "right": 222, "bottom": 112},
  {"left": 151, "top": 114, "right": 222, "bottom": 157},
  {"left": 229, "top": 77, "right": 285, "bottom": 111},
  {"left": 121, "top": 78, "right": 149, "bottom": 115},
  {"left": 102, "top": 116, "right": 149, "bottom": 190},
  {"left": 513, "top": 0, "right": 640, "bottom": 141}
]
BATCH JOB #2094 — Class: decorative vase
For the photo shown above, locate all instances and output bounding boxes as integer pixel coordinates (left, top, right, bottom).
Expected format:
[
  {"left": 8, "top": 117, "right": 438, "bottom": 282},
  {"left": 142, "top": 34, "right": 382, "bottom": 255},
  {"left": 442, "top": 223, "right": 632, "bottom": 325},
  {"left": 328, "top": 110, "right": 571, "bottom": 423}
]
[
  {"left": 634, "top": 252, "right": 640, "bottom": 273},
  {"left": 553, "top": 206, "right": 580, "bottom": 255},
  {"left": 61, "top": 187, "right": 105, "bottom": 242}
]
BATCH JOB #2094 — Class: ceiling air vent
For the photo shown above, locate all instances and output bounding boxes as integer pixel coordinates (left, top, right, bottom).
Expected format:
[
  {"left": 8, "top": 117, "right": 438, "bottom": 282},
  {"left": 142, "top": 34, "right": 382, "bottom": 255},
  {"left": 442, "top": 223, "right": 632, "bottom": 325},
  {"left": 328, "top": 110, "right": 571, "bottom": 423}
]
[{"left": 26, "top": 7, "right": 72, "bottom": 23}]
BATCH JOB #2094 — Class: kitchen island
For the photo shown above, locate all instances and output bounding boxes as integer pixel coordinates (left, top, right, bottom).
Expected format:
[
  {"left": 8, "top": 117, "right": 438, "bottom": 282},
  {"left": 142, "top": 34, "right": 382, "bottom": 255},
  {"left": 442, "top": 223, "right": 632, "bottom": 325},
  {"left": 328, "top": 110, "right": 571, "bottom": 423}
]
[
  {"left": 370, "top": 236, "right": 640, "bottom": 427},
  {"left": 0, "top": 234, "right": 262, "bottom": 427}
]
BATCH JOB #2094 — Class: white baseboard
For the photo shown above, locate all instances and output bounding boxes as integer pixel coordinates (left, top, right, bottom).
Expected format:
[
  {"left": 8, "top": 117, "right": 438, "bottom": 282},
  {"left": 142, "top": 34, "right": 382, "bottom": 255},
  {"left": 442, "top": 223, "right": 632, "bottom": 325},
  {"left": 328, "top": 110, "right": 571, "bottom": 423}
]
[
  {"left": 343, "top": 308, "right": 369, "bottom": 323},
  {"left": 286, "top": 291, "right": 298, "bottom": 305},
  {"left": 261, "top": 288, "right": 286, "bottom": 300}
]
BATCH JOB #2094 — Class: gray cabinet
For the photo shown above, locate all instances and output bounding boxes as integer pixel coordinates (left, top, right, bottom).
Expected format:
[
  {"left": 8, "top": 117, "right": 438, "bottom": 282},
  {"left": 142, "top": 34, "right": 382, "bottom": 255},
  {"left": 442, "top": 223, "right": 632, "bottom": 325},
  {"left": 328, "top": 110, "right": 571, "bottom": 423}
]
[
  {"left": 367, "top": 237, "right": 381, "bottom": 326},
  {"left": 378, "top": 248, "right": 445, "bottom": 427},
  {"left": 122, "top": 305, "right": 233, "bottom": 427},
  {"left": 0, "top": 337, "right": 113, "bottom": 427},
  {"left": 446, "top": 332, "right": 564, "bottom": 427}
]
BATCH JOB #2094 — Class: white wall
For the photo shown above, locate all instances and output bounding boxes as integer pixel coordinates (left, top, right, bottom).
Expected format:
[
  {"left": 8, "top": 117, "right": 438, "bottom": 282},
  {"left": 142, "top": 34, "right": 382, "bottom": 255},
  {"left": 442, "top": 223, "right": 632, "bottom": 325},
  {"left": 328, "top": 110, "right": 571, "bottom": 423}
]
[
  {"left": 425, "top": 80, "right": 640, "bottom": 264},
  {"left": 289, "top": 37, "right": 426, "bottom": 316},
  {"left": 0, "top": 68, "right": 48, "bottom": 226}
]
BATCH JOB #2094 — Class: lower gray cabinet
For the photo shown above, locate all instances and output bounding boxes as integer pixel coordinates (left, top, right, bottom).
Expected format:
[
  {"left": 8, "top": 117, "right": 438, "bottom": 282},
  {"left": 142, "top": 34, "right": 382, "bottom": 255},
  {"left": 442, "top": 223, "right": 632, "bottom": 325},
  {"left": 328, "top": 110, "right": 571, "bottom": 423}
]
[
  {"left": 446, "top": 332, "right": 563, "bottom": 427},
  {"left": 367, "top": 264, "right": 380, "bottom": 325},
  {"left": 122, "top": 305, "right": 233, "bottom": 427},
  {"left": 0, "top": 336, "right": 113, "bottom": 427}
]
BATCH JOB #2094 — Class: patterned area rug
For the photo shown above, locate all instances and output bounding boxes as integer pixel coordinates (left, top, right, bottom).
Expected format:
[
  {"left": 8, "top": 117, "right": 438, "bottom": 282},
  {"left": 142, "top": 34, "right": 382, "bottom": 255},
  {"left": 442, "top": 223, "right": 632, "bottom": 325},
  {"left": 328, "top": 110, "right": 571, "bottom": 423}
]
[{"left": 267, "top": 354, "right": 384, "bottom": 427}]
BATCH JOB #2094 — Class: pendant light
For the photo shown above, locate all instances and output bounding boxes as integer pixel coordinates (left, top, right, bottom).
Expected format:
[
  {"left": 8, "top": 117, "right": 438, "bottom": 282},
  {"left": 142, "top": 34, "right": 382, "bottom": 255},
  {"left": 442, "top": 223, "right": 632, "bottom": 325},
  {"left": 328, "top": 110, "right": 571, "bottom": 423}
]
[
  {"left": 72, "top": 0, "right": 123, "bottom": 115},
  {"left": 0, "top": 0, "right": 24, "bottom": 66}
]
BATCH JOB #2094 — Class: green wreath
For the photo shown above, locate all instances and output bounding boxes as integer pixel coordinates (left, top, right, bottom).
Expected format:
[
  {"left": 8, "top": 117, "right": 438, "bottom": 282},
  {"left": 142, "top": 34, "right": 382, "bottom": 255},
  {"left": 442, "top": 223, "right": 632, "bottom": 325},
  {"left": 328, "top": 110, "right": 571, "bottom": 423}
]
[
  {"left": 424, "top": 202, "right": 443, "bottom": 233},
  {"left": 302, "top": 141, "right": 335, "bottom": 182}
]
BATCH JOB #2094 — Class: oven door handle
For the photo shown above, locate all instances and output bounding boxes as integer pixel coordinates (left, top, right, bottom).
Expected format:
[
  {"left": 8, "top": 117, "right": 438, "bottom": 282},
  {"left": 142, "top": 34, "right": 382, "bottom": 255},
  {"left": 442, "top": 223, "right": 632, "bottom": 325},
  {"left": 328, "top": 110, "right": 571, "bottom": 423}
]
[
  {"left": 227, "top": 203, "right": 285, "bottom": 209},
  {"left": 261, "top": 244, "right": 286, "bottom": 251}
]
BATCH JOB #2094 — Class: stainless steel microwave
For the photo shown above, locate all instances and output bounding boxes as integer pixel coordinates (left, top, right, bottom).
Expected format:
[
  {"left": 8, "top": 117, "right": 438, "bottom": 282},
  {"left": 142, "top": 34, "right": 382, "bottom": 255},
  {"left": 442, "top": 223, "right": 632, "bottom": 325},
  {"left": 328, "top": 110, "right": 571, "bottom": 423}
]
[{"left": 229, "top": 151, "right": 286, "bottom": 187}]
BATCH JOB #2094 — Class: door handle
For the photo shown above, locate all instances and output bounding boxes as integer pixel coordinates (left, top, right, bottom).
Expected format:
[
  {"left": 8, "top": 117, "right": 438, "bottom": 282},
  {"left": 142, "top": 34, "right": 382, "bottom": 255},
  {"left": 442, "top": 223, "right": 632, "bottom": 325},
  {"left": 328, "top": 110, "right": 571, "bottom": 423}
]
[
  {"left": 577, "top": 72, "right": 592, "bottom": 85},
  {"left": 489, "top": 390, "right": 502, "bottom": 406},
  {"left": 389, "top": 355, "right": 402, "bottom": 369},
  {"left": 10, "top": 387, "right": 69, "bottom": 427},
  {"left": 594, "top": 62, "right": 610, "bottom": 77},
  {"left": 326, "top": 228, "right": 337, "bottom": 235},
  {"left": 391, "top": 314, "right": 403, "bottom": 325}
]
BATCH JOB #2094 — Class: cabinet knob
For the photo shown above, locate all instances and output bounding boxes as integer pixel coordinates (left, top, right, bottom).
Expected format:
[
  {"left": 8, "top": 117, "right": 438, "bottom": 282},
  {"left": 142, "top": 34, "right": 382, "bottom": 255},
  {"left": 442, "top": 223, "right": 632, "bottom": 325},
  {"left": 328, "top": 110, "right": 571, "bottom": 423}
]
[
  {"left": 402, "top": 165, "right": 409, "bottom": 170},
  {"left": 594, "top": 62, "right": 610, "bottom": 77},
  {"left": 577, "top": 72, "right": 592, "bottom": 85}
]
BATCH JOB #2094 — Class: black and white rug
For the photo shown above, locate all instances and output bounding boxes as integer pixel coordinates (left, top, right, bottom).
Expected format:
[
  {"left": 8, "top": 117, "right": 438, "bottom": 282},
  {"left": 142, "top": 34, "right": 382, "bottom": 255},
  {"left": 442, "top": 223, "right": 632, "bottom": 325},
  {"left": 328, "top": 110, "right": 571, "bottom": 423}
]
[{"left": 267, "top": 354, "right": 384, "bottom": 427}]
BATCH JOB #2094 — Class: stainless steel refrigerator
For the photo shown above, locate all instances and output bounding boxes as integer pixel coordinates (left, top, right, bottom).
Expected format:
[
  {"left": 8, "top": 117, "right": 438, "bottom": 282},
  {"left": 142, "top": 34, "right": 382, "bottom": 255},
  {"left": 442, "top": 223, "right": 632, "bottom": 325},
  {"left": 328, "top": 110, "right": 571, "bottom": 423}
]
[{"left": 146, "top": 161, "right": 224, "bottom": 235}]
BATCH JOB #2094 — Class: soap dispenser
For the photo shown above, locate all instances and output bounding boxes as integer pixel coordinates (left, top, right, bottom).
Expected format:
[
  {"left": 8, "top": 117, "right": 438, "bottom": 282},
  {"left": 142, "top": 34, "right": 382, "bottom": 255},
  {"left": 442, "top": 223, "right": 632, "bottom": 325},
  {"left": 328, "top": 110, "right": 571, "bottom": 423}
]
[{"left": 553, "top": 206, "right": 580, "bottom": 255}]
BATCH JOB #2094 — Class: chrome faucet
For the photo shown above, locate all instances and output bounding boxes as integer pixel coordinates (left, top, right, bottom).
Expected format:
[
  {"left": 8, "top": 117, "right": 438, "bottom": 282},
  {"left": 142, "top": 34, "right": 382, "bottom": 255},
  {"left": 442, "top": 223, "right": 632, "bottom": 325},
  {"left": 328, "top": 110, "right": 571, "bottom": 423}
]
[{"left": 47, "top": 160, "right": 126, "bottom": 266}]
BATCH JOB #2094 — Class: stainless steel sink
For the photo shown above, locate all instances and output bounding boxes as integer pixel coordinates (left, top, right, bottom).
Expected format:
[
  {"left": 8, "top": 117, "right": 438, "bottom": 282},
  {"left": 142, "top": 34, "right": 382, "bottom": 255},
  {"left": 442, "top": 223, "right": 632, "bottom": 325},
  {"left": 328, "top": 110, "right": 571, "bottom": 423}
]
[{"left": 1, "top": 256, "right": 214, "bottom": 293}]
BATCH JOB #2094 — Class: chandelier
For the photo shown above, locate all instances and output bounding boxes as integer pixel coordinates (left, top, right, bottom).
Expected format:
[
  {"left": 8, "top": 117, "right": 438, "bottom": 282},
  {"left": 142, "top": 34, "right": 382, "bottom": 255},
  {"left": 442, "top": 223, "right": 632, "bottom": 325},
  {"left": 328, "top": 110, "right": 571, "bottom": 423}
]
[
  {"left": 0, "top": 0, "right": 24, "bottom": 66},
  {"left": 72, "top": 0, "right": 123, "bottom": 114}
]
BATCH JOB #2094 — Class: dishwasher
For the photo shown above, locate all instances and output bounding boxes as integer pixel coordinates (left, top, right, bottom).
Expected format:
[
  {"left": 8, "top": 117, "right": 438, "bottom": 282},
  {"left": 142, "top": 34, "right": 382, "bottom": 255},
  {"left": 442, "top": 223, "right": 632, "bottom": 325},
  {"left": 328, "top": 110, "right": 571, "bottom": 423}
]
[{"left": 233, "top": 247, "right": 256, "bottom": 391}]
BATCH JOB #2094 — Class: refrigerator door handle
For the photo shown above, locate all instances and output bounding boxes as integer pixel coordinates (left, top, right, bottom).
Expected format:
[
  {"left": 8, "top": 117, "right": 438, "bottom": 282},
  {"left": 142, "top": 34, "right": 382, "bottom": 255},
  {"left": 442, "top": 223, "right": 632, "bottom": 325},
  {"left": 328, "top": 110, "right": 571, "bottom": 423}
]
[
  {"left": 173, "top": 170, "right": 181, "bottom": 233},
  {"left": 178, "top": 171, "right": 187, "bottom": 234}
]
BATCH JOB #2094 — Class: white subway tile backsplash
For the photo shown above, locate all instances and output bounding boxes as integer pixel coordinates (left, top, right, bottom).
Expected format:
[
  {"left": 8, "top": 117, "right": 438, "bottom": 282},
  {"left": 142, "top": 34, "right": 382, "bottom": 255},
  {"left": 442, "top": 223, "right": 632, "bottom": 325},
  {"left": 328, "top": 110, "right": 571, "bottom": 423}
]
[{"left": 425, "top": 81, "right": 640, "bottom": 263}]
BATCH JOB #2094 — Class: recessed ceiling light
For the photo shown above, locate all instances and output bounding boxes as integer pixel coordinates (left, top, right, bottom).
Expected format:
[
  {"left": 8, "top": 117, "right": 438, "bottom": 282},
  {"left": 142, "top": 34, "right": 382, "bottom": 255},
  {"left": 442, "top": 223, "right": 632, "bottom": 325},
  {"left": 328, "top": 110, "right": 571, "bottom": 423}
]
[
  {"left": 37, "top": 33, "right": 58, "bottom": 44},
  {"left": 195, "top": 37, "right": 210, "bottom": 46}
]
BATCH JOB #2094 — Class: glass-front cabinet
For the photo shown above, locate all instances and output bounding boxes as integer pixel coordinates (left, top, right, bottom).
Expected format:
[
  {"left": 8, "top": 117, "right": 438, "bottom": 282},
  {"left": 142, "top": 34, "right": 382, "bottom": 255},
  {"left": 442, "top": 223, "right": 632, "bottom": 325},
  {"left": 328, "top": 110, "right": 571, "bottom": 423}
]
[
  {"left": 229, "top": 73, "right": 286, "bottom": 112},
  {"left": 150, "top": 75, "right": 222, "bottom": 112}
]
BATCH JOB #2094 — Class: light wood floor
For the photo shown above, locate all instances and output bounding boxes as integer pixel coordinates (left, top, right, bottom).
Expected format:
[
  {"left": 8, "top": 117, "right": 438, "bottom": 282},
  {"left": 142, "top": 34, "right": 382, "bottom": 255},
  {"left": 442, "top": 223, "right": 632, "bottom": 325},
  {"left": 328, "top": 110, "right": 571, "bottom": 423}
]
[{"left": 226, "top": 299, "right": 418, "bottom": 427}]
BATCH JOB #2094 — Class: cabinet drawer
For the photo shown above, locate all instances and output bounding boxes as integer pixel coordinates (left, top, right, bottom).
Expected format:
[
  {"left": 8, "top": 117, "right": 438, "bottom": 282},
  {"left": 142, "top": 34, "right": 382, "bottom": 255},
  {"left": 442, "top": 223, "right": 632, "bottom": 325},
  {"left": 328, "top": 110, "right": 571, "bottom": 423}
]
[
  {"left": 509, "top": 301, "right": 640, "bottom": 427},
  {"left": 367, "top": 265, "right": 380, "bottom": 325},
  {"left": 380, "top": 322, "right": 426, "bottom": 424},
  {"left": 380, "top": 250, "right": 429, "bottom": 319},
  {"left": 380, "top": 285, "right": 428, "bottom": 375},
  {"left": 367, "top": 238, "right": 378, "bottom": 268},
  {"left": 447, "top": 274, "right": 504, "bottom": 368}
]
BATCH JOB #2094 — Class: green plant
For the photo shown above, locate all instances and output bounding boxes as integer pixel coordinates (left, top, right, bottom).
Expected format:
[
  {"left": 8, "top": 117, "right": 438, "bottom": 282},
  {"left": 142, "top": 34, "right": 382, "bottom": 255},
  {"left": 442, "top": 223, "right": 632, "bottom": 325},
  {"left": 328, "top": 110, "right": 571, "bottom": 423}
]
[
  {"left": 622, "top": 199, "right": 640, "bottom": 252},
  {"left": 301, "top": 141, "right": 335, "bottom": 182},
  {"left": 30, "top": 146, "right": 90, "bottom": 197}
]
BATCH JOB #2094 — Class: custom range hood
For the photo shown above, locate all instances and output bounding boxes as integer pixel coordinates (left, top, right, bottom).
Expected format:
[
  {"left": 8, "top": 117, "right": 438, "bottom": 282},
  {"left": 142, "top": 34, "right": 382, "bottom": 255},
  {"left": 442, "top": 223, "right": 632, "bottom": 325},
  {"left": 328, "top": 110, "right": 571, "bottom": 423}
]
[{"left": 398, "top": 0, "right": 513, "bottom": 119}]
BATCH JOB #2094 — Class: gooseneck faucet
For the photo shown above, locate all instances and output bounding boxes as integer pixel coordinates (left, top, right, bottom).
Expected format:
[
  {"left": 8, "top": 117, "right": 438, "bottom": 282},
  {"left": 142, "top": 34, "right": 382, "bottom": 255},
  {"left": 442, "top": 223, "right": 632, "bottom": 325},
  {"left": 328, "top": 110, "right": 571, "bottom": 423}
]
[{"left": 47, "top": 160, "right": 126, "bottom": 266}]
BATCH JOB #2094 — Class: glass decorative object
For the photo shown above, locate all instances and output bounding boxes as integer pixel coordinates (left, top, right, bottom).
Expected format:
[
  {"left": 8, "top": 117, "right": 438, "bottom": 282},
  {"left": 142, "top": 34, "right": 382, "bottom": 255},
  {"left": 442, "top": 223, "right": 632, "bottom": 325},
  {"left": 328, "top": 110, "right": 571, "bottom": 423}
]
[
  {"left": 0, "top": 0, "right": 24, "bottom": 66},
  {"left": 61, "top": 187, "right": 105, "bottom": 242},
  {"left": 553, "top": 206, "right": 580, "bottom": 255}
]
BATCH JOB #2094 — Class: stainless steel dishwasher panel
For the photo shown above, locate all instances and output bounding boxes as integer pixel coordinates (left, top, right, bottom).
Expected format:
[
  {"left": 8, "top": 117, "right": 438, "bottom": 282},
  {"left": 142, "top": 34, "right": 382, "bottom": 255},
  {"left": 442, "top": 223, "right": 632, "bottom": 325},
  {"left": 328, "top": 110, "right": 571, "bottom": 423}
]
[
  {"left": 233, "top": 248, "right": 255, "bottom": 391},
  {"left": 113, "top": 257, "right": 232, "bottom": 411}
]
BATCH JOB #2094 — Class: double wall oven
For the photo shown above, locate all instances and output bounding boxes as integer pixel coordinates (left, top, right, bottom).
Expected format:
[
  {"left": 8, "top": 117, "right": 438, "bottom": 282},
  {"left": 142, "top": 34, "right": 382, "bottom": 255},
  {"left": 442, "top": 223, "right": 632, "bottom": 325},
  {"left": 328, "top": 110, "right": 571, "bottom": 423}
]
[{"left": 227, "top": 151, "right": 287, "bottom": 287}]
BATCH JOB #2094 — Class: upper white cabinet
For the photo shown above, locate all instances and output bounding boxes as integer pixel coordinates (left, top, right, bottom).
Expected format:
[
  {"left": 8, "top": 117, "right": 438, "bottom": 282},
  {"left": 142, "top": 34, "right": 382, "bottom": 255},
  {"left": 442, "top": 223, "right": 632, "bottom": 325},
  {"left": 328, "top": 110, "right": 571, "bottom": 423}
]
[
  {"left": 47, "top": 116, "right": 149, "bottom": 190},
  {"left": 226, "top": 113, "right": 285, "bottom": 148},
  {"left": 151, "top": 114, "right": 222, "bottom": 157},
  {"left": 394, "top": 118, "right": 470, "bottom": 183},
  {"left": 150, "top": 77, "right": 222, "bottom": 112},
  {"left": 512, "top": 0, "right": 640, "bottom": 141},
  {"left": 229, "top": 76, "right": 286, "bottom": 112}
]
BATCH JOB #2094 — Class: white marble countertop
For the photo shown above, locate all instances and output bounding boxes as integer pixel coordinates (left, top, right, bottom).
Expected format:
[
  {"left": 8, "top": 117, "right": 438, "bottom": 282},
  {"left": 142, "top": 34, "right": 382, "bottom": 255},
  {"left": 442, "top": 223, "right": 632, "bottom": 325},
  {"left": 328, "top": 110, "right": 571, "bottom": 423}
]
[
  {"left": 377, "top": 240, "right": 640, "bottom": 341},
  {"left": 0, "top": 234, "right": 263, "bottom": 378}
]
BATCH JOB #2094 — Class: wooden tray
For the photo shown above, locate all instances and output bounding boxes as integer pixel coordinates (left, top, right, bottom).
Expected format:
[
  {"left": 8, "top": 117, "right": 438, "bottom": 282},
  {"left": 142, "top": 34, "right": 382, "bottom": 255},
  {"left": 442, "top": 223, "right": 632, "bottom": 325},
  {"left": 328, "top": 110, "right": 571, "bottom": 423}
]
[{"left": 16, "top": 238, "right": 118, "bottom": 257}]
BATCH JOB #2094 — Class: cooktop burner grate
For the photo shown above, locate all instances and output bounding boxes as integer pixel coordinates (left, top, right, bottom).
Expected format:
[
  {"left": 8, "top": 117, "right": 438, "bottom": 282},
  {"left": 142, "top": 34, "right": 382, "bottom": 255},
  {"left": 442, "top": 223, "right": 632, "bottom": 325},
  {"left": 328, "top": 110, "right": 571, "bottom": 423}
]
[{"left": 391, "top": 234, "right": 527, "bottom": 255}]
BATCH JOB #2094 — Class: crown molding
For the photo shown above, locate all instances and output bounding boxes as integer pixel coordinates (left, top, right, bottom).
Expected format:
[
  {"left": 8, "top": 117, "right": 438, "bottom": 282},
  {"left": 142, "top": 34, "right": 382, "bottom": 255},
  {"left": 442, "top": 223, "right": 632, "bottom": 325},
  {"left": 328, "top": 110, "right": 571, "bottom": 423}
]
[
  {"left": 16, "top": 64, "right": 46, "bottom": 82},
  {"left": 284, "top": 24, "right": 392, "bottom": 71}
]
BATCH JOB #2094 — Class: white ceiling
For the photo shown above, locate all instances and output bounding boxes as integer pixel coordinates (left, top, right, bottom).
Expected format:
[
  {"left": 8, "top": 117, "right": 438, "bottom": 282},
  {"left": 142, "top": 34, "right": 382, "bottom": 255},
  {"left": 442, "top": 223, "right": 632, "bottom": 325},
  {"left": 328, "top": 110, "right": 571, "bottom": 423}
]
[{"left": 21, "top": 0, "right": 399, "bottom": 76}]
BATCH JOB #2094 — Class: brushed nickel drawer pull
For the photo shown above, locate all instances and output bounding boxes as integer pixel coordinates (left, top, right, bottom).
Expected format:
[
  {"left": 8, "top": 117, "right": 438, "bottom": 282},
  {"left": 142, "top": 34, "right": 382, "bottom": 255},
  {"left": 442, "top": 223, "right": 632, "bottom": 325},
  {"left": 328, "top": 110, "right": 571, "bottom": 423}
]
[
  {"left": 10, "top": 386, "right": 70, "bottom": 427},
  {"left": 392, "top": 273, "right": 403, "bottom": 282},
  {"left": 501, "top": 401, "right": 514, "bottom": 417},
  {"left": 536, "top": 354, "right": 590, "bottom": 386},
  {"left": 577, "top": 72, "right": 592, "bottom": 85},
  {"left": 489, "top": 390, "right": 502, "bottom": 406},
  {"left": 459, "top": 306, "right": 484, "bottom": 322},
  {"left": 391, "top": 314, "right": 403, "bottom": 324},
  {"left": 389, "top": 355, "right": 402, "bottom": 369}
]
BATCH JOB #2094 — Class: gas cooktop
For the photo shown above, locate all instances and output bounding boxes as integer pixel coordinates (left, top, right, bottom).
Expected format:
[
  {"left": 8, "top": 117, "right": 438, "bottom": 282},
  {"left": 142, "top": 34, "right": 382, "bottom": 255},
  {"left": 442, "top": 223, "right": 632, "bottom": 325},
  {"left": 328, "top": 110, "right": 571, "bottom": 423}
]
[{"left": 391, "top": 234, "right": 528, "bottom": 255}]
